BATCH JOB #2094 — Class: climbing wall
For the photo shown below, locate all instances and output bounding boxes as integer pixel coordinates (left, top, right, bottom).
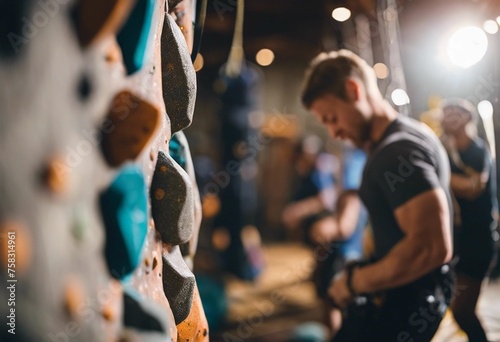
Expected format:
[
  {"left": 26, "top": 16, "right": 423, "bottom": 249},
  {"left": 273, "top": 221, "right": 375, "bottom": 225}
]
[{"left": 0, "top": 0, "right": 208, "bottom": 341}]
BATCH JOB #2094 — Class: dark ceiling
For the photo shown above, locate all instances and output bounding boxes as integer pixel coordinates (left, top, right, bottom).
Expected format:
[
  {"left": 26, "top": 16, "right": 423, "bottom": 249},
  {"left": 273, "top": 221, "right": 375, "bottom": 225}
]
[
  {"left": 198, "top": 0, "right": 500, "bottom": 114},
  {"left": 200, "top": 0, "right": 499, "bottom": 66},
  {"left": 201, "top": 0, "right": 328, "bottom": 66}
]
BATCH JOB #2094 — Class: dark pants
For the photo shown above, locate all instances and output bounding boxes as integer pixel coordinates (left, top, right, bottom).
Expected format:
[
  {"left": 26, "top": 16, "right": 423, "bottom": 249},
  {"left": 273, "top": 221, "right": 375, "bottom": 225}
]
[{"left": 333, "top": 268, "right": 454, "bottom": 342}]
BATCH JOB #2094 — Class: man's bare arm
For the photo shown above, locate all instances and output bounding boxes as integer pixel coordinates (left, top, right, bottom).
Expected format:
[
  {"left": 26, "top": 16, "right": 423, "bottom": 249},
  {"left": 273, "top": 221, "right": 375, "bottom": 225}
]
[
  {"left": 352, "top": 188, "right": 452, "bottom": 293},
  {"left": 336, "top": 191, "right": 362, "bottom": 239}
]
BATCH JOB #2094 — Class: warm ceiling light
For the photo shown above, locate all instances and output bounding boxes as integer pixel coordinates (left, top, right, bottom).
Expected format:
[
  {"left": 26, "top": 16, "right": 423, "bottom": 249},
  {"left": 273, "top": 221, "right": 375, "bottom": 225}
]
[
  {"left": 446, "top": 26, "right": 488, "bottom": 68},
  {"left": 373, "top": 63, "right": 389, "bottom": 79},
  {"left": 332, "top": 7, "right": 351, "bottom": 22},
  {"left": 497, "top": 16, "right": 500, "bottom": 26},
  {"left": 391, "top": 89, "right": 410, "bottom": 106},
  {"left": 193, "top": 53, "right": 204, "bottom": 72},
  {"left": 483, "top": 20, "right": 498, "bottom": 34},
  {"left": 256, "top": 48, "right": 274, "bottom": 66}
]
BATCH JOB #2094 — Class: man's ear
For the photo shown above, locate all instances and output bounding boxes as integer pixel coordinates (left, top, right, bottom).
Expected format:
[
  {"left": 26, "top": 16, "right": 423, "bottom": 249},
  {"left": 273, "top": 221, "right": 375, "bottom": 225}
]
[{"left": 345, "top": 79, "right": 360, "bottom": 102}]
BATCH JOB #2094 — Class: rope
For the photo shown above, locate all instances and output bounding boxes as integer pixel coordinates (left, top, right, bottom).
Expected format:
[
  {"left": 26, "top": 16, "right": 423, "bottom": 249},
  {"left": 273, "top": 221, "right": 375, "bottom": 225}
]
[{"left": 225, "top": 0, "right": 245, "bottom": 77}]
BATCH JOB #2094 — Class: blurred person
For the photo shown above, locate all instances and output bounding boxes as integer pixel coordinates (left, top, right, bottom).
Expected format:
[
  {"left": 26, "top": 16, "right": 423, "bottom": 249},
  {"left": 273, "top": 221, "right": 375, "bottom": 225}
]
[
  {"left": 282, "top": 135, "right": 338, "bottom": 233},
  {"left": 440, "top": 98, "right": 498, "bottom": 342},
  {"left": 282, "top": 137, "right": 368, "bottom": 337},
  {"left": 308, "top": 144, "right": 367, "bottom": 253},
  {"left": 301, "top": 50, "right": 454, "bottom": 341},
  {"left": 308, "top": 144, "right": 369, "bottom": 338}
]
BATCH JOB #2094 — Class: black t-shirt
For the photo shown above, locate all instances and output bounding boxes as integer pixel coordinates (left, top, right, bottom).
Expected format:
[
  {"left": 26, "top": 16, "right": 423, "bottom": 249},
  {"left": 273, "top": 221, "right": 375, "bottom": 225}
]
[
  {"left": 450, "top": 138, "right": 497, "bottom": 234},
  {"left": 359, "top": 116, "right": 452, "bottom": 259}
]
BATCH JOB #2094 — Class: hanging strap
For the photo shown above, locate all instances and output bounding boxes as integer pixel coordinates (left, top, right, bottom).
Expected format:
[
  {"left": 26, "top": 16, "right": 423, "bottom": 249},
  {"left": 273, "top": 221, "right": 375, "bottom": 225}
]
[{"left": 191, "top": 0, "right": 207, "bottom": 62}]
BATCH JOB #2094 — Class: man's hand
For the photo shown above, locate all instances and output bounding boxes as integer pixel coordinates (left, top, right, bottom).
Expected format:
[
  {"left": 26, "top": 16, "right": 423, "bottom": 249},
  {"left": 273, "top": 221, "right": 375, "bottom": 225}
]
[
  {"left": 328, "top": 270, "right": 354, "bottom": 309},
  {"left": 309, "top": 216, "right": 338, "bottom": 244},
  {"left": 282, "top": 196, "right": 325, "bottom": 230},
  {"left": 281, "top": 203, "right": 303, "bottom": 230},
  {"left": 451, "top": 171, "right": 487, "bottom": 200}
]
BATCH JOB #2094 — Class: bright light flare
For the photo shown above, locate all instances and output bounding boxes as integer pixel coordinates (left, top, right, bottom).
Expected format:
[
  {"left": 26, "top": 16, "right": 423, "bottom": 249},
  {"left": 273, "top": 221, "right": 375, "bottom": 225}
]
[
  {"left": 332, "top": 7, "right": 351, "bottom": 22},
  {"left": 446, "top": 26, "right": 488, "bottom": 68},
  {"left": 478, "top": 100, "right": 493, "bottom": 120},
  {"left": 391, "top": 89, "right": 410, "bottom": 106},
  {"left": 478, "top": 100, "right": 496, "bottom": 159}
]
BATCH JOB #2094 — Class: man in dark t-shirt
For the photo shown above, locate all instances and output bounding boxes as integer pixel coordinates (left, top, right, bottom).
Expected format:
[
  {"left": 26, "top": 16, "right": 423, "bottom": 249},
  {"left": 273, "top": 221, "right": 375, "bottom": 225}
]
[
  {"left": 301, "top": 50, "right": 454, "bottom": 341},
  {"left": 359, "top": 116, "right": 452, "bottom": 259}
]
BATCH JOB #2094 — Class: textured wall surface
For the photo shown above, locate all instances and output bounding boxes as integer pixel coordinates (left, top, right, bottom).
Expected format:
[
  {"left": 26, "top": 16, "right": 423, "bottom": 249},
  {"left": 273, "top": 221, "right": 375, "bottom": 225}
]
[{"left": 0, "top": 1, "right": 208, "bottom": 341}]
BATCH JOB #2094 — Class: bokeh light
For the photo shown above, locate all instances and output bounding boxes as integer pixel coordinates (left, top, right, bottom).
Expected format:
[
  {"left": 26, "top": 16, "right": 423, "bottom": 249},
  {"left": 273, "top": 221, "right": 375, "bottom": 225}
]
[
  {"left": 332, "top": 7, "right": 351, "bottom": 22},
  {"left": 483, "top": 20, "right": 498, "bottom": 34},
  {"left": 373, "top": 63, "right": 389, "bottom": 79},
  {"left": 193, "top": 53, "right": 204, "bottom": 72},
  {"left": 478, "top": 100, "right": 493, "bottom": 120},
  {"left": 256, "top": 48, "right": 275, "bottom": 67},
  {"left": 446, "top": 26, "right": 488, "bottom": 68},
  {"left": 478, "top": 100, "right": 496, "bottom": 159},
  {"left": 391, "top": 89, "right": 410, "bottom": 106}
]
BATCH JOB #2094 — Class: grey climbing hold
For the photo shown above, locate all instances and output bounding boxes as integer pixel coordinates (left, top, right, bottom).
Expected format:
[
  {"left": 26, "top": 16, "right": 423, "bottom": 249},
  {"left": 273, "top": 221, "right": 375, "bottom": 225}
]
[
  {"left": 161, "top": 14, "right": 197, "bottom": 133},
  {"left": 161, "top": 246, "right": 195, "bottom": 324},
  {"left": 122, "top": 286, "right": 172, "bottom": 341},
  {"left": 150, "top": 151, "right": 194, "bottom": 245}
]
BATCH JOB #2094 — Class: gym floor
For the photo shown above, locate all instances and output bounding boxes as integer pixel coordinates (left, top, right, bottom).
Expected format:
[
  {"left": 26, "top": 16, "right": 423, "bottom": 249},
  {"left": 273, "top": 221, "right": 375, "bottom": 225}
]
[{"left": 211, "top": 243, "right": 500, "bottom": 342}]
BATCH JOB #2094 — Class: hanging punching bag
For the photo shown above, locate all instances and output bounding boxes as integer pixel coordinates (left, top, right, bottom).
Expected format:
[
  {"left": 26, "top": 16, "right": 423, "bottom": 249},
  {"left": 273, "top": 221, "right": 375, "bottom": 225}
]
[{"left": 214, "top": 0, "right": 263, "bottom": 281}]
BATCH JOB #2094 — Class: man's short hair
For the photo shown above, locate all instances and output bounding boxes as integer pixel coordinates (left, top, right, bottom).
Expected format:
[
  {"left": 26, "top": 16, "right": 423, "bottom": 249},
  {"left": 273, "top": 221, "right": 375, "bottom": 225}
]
[{"left": 301, "top": 49, "right": 380, "bottom": 108}]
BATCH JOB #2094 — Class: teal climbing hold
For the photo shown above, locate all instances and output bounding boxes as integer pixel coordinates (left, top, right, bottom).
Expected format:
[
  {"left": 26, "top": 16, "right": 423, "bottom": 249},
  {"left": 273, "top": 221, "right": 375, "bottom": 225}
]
[
  {"left": 169, "top": 133, "right": 187, "bottom": 169},
  {"left": 100, "top": 165, "right": 148, "bottom": 279},
  {"left": 116, "top": 0, "right": 155, "bottom": 75}
]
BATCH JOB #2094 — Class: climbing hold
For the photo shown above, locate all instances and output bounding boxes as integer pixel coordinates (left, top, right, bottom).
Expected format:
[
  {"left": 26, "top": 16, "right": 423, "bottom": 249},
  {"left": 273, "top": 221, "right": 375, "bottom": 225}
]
[
  {"left": 170, "top": 132, "right": 202, "bottom": 263},
  {"left": 39, "top": 156, "right": 68, "bottom": 195},
  {"left": 161, "top": 246, "right": 195, "bottom": 325},
  {"left": 0, "top": 220, "right": 32, "bottom": 275},
  {"left": 99, "top": 165, "right": 148, "bottom": 279},
  {"left": 122, "top": 287, "right": 172, "bottom": 340},
  {"left": 168, "top": 133, "right": 187, "bottom": 169},
  {"left": 161, "top": 14, "right": 197, "bottom": 133},
  {"left": 64, "top": 276, "right": 86, "bottom": 317},
  {"left": 100, "top": 91, "right": 160, "bottom": 167},
  {"left": 73, "top": 0, "right": 135, "bottom": 47},
  {"left": 123, "top": 287, "right": 169, "bottom": 332},
  {"left": 77, "top": 73, "right": 92, "bottom": 101},
  {"left": 105, "top": 37, "right": 124, "bottom": 65},
  {"left": 116, "top": 0, "right": 156, "bottom": 74},
  {"left": 150, "top": 151, "right": 194, "bottom": 245}
]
